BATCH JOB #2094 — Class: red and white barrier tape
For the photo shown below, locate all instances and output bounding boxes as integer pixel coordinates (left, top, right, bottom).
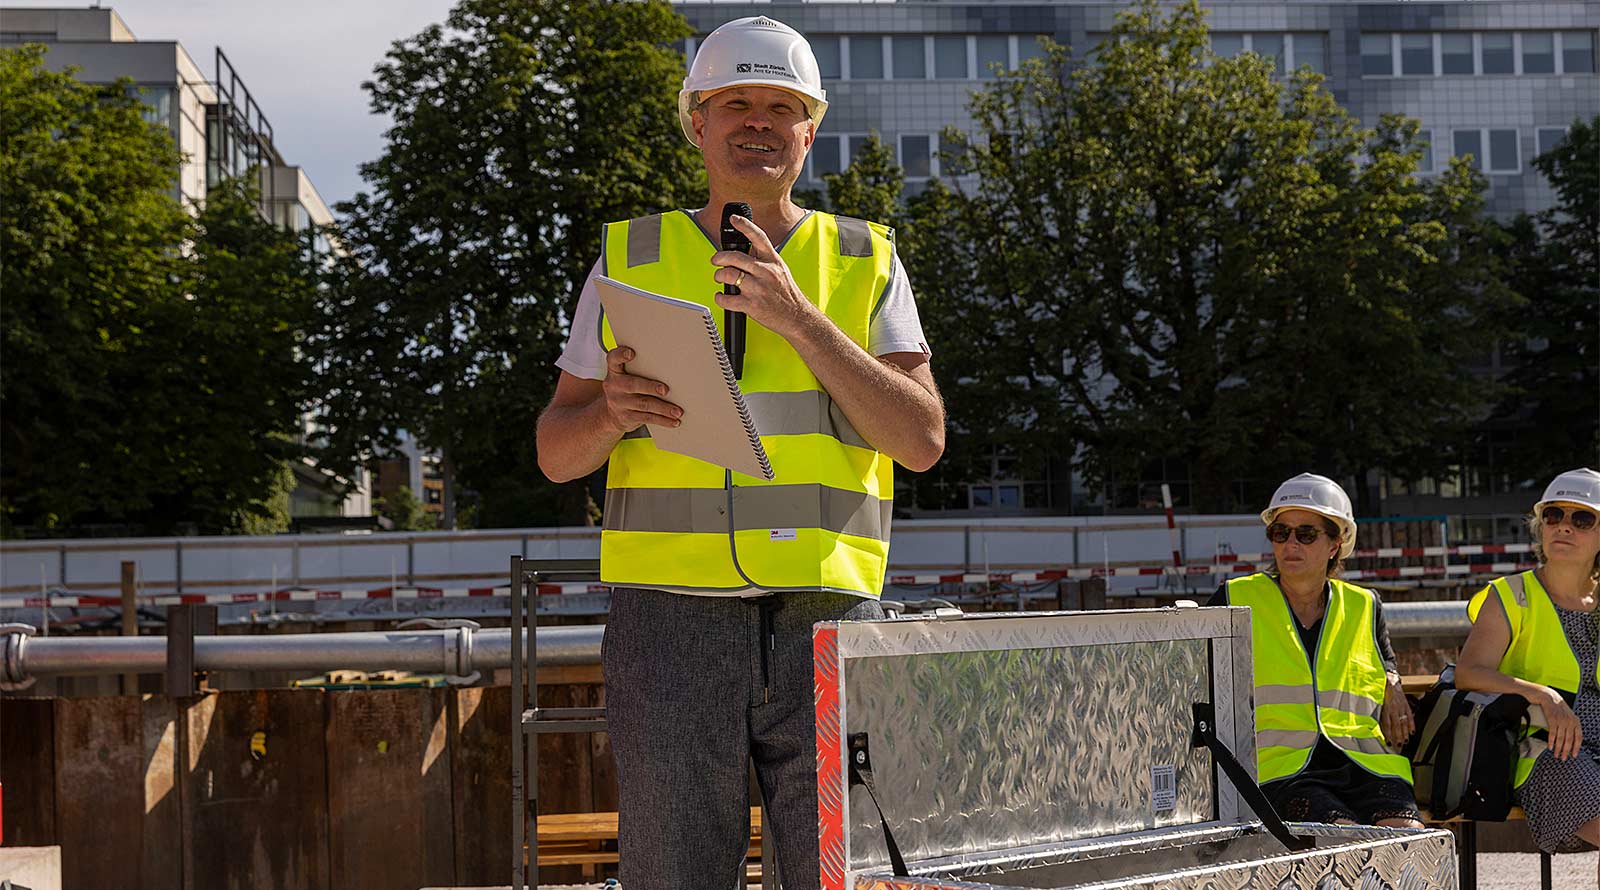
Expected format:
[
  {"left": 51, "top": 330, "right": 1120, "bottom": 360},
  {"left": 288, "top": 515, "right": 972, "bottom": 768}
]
[
  {"left": 1215, "top": 543, "right": 1532, "bottom": 563},
  {"left": 0, "top": 583, "right": 609, "bottom": 609},
  {"left": 1, "top": 553, "right": 1540, "bottom": 609}
]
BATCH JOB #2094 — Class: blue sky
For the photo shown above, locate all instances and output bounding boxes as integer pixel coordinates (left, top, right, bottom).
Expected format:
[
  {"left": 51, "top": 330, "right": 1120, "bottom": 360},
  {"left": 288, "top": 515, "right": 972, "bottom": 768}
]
[{"left": 8, "top": 0, "right": 459, "bottom": 210}]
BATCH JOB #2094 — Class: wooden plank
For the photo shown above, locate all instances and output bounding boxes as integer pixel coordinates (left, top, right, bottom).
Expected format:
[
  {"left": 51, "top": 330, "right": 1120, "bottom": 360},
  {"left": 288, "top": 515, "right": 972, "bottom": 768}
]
[
  {"left": 0, "top": 698, "right": 56, "bottom": 846},
  {"left": 532, "top": 682, "right": 596, "bottom": 883},
  {"left": 448, "top": 685, "right": 511, "bottom": 886},
  {"left": 184, "top": 689, "right": 331, "bottom": 890},
  {"left": 535, "top": 808, "right": 761, "bottom": 841},
  {"left": 140, "top": 695, "right": 183, "bottom": 890},
  {"left": 534, "top": 684, "right": 592, "bottom": 816},
  {"left": 326, "top": 689, "right": 455, "bottom": 889},
  {"left": 54, "top": 696, "right": 145, "bottom": 889}
]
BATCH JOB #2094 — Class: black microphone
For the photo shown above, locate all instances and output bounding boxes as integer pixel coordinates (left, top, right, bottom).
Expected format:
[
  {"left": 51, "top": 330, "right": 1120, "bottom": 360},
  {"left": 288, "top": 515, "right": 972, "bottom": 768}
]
[{"left": 720, "top": 202, "right": 752, "bottom": 379}]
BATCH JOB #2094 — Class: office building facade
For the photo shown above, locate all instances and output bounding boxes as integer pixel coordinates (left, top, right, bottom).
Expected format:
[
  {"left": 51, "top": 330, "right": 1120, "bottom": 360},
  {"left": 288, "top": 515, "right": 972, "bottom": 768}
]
[{"left": 676, "top": 1, "right": 1597, "bottom": 220}]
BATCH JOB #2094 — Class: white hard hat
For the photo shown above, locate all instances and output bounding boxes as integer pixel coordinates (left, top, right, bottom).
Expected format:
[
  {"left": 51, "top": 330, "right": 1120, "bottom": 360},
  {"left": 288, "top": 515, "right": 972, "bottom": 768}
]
[
  {"left": 1534, "top": 468, "right": 1600, "bottom": 514},
  {"left": 678, "top": 16, "right": 829, "bottom": 146},
  {"left": 1261, "top": 473, "right": 1358, "bottom": 560}
]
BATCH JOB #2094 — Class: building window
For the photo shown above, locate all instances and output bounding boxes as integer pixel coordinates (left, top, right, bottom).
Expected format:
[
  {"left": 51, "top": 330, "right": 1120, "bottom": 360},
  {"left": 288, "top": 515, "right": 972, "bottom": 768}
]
[
  {"left": 128, "top": 85, "right": 174, "bottom": 126},
  {"left": 1522, "top": 32, "right": 1556, "bottom": 75},
  {"left": 933, "top": 35, "right": 968, "bottom": 78},
  {"left": 1212, "top": 33, "right": 1244, "bottom": 59},
  {"left": 812, "top": 36, "right": 841, "bottom": 80},
  {"left": 900, "top": 134, "right": 931, "bottom": 179},
  {"left": 1441, "top": 33, "right": 1474, "bottom": 75},
  {"left": 1253, "top": 33, "right": 1285, "bottom": 76},
  {"left": 1417, "top": 129, "right": 1434, "bottom": 173},
  {"left": 849, "top": 36, "right": 883, "bottom": 79},
  {"left": 892, "top": 36, "right": 925, "bottom": 80},
  {"left": 1481, "top": 33, "right": 1514, "bottom": 74},
  {"left": 1487, "top": 129, "right": 1520, "bottom": 173},
  {"left": 1400, "top": 34, "right": 1434, "bottom": 76},
  {"left": 976, "top": 35, "right": 1009, "bottom": 79},
  {"left": 939, "top": 132, "right": 969, "bottom": 177},
  {"left": 1452, "top": 129, "right": 1483, "bottom": 170},
  {"left": 1536, "top": 126, "right": 1568, "bottom": 158},
  {"left": 1562, "top": 31, "right": 1595, "bottom": 74},
  {"left": 1292, "top": 34, "right": 1326, "bottom": 75},
  {"left": 810, "top": 134, "right": 842, "bottom": 179},
  {"left": 1361, "top": 33, "right": 1394, "bottom": 76},
  {"left": 1016, "top": 35, "right": 1047, "bottom": 68},
  {"left": 846, "top": 133, "right": 891, "bottom": 166}
]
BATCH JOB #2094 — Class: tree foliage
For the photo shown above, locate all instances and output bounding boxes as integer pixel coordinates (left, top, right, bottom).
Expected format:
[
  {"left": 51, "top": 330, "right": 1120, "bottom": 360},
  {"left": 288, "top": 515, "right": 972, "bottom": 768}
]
[
  {"left": 1488, "top": 117, "right": 1600, "bottom": 478},
  {"left": 377, "top": 485, "right": 437, "bottom": 531},
  {"left": 897, "top": 0, "right": 1511, "bottom": 512},
  {"left": 316, "top": 0, "right": 704, "bottom": 527},
  {"left": 1, "top": 45, "right": 318, "bottom": 534}
]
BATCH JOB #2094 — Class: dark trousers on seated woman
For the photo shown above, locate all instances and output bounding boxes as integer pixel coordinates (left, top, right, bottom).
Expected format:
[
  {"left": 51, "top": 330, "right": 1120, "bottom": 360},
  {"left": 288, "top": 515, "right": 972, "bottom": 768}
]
[{"left": 1263, "top": 737, "right": 1422, "bottom": 825}]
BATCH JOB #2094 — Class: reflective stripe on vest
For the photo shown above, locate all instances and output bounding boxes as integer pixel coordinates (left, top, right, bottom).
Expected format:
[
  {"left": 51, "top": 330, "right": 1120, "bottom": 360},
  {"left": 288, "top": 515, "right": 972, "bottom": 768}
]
[
  {"left": 597, "top": 210, "right": 895, "bottom": 597},
  {"left": 1467, "top": 570, "right": 1596, "bottom": 787},
  {"left": 1226, "top": 573, "right": 1413, "bottom": 785}
]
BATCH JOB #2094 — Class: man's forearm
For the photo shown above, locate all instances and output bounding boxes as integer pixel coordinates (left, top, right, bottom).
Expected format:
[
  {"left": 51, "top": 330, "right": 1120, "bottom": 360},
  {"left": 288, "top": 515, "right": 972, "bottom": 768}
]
[
  {"left": 787, "top": 312, "right": 944, "bottom": 472},
  {"left": 536, "top": 397, "right": 624, "bottom": 483}
]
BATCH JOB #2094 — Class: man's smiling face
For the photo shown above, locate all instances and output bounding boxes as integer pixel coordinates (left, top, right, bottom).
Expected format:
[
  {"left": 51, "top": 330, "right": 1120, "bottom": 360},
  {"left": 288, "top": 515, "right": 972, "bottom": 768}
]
[{"left": 691, "top": 86, "right": 815, "bottom": 193}]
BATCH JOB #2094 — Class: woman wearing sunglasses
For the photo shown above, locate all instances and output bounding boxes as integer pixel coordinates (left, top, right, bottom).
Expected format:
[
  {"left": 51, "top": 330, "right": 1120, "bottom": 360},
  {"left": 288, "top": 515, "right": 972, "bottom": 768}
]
[
  {"left": 1209, "top": 472, "right": 1422, "bottom": 828},
  {"left": 1457, "top": 468, "right": 1600, "bottom": 862}
]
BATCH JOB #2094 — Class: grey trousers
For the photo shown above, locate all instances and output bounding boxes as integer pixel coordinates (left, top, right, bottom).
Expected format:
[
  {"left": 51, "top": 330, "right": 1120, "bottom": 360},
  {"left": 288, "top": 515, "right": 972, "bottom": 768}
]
[{"left": 603, "top": 587, "right": 884, "bottom": 890}]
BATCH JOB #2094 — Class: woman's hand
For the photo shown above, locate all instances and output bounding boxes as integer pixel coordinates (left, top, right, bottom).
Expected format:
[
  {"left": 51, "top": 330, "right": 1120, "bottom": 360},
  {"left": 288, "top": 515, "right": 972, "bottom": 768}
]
[
  {"left": 1379, "top": 671, "right": 1415, "bottom": 747},
  {"left": 1536, "top": 687, "right": 1584, "bottom": 760}
]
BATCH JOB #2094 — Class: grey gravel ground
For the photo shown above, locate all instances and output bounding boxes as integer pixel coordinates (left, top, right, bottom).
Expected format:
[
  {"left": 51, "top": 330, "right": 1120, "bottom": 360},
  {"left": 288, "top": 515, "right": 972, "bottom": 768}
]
[
  {"left": 1478, "top": 851, "right": 1598, "bottom": 890},
  {"left": 509, "top": 852, "right": 1600, "bottom": 888},
  {"left": 533, "top": 856, "right": 1600, "bottom": 889}
]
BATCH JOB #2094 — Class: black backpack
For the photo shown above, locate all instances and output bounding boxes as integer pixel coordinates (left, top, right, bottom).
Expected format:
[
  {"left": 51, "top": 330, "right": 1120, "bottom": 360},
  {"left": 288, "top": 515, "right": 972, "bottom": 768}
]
[{"left": 1403, "top": 664, "right": 1530, "bottom": 820}]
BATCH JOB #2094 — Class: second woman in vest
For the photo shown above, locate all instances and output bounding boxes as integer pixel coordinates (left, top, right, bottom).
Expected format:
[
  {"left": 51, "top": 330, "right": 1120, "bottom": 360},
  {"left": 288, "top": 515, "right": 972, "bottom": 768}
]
[
  {"left": 1210, "top": 473, "right": 1422, "bottom": 828},
  {"left": 1456, "top": 468, "right": 1600, "bottom": 862}
]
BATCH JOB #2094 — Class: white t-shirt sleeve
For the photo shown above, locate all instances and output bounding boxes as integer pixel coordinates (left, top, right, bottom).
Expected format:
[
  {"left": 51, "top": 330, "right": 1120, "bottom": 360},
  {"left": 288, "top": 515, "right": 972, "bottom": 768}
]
[
  {"left": 869, "top": 247, "right": 931, "bottom": 358},
  {"left": 553, "top": 246, "right": 930, "bottom": 378},
  {"left": 555, "top": 257, "right": 608, "bottom": 381}
]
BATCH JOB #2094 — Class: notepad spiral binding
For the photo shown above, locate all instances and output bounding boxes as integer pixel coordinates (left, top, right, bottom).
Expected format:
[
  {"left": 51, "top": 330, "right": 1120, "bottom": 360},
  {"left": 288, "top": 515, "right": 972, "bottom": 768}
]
[{"left": 701, "top": 312, "right": 775, "bottom": 480}]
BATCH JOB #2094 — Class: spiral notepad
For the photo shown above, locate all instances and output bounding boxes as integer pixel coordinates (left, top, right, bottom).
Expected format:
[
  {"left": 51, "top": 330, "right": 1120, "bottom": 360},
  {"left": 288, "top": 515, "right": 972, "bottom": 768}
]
[{"left": 594, "top": 276, "right": 774, "bottom": 480}]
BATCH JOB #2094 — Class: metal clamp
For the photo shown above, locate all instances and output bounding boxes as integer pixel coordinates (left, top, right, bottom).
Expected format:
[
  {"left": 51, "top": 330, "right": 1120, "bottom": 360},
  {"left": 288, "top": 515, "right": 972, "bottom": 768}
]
[
  {"left": 0, "top": 623, "right": 38, "bottom": 691},
  {"left": 397, "top": 618, "right": 481, "bottom": 682}
]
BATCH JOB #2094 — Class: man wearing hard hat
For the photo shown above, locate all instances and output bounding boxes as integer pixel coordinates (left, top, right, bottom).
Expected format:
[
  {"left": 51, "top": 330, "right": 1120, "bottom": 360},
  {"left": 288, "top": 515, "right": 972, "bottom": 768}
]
[{"left": 537, "top": 16, "right": 944, "bottom": 888}]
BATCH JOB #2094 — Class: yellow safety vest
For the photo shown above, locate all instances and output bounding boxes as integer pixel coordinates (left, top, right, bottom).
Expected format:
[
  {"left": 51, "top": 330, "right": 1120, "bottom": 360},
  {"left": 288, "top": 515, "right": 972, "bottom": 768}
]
[
  {"left": 597, "top": 209, "right": 896, "bottom": 598},
  {"left": 1226, "top": 573, "right": 1413, "bottom": 785},
  {"left": 1467, "top": 571, "right": 1598, "bottom": 787}
]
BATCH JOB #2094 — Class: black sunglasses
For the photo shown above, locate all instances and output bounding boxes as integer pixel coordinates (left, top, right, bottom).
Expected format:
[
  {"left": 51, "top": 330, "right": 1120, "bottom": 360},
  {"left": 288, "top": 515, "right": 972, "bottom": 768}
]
[
  {"left": 1266, "top": 522, "right": 1333, "bottom": 545},
  {"left": 1541, "top": 505, "right": 1598, "bottom": 531}
]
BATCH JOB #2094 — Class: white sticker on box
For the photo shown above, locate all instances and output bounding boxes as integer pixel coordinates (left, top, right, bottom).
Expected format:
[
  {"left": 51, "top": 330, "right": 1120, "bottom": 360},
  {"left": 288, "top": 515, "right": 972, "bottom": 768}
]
[
  {"left": 769, "top": 528, "right": 798, "bottom": 541},
  {"left": 1151, "top": 764, "right": 1176, "bottom": 812}
]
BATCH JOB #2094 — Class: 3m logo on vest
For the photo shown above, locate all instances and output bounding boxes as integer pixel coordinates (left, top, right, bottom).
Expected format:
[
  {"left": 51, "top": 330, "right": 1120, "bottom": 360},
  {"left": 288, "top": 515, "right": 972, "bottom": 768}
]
[{"left": 770, "top": 528, "right": 798, "bottom": 542}]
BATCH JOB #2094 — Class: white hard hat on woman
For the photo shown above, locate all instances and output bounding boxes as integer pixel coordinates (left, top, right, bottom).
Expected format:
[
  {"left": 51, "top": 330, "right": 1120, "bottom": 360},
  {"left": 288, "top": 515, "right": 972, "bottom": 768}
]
[{"left": 1260, "top": 472, "right": 1358, "bottom": 560}]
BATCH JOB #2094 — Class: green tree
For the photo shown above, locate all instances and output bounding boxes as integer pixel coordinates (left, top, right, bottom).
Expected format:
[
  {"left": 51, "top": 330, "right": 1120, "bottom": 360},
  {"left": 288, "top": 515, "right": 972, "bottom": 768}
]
[
  {"left": 1, "top": 46, "right": 318, "bottom": 534},
  {"left": 921, "top": 0, "right": 1511, "bottom": 512},
  {"left": 377, "top": 485, "right": 438, "bottom": 531},
  {"left": 233, "top": 460, "right": 296, "bottom": 536},
  {"left": 821, "top": 132, "right": 905, "bottom": 228},
  {"left": 1487, "top": 118, "right": 1599, "bottom": 478},
  {"left": 316, "top": 0, "right": 704, "bottom": 527}
]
